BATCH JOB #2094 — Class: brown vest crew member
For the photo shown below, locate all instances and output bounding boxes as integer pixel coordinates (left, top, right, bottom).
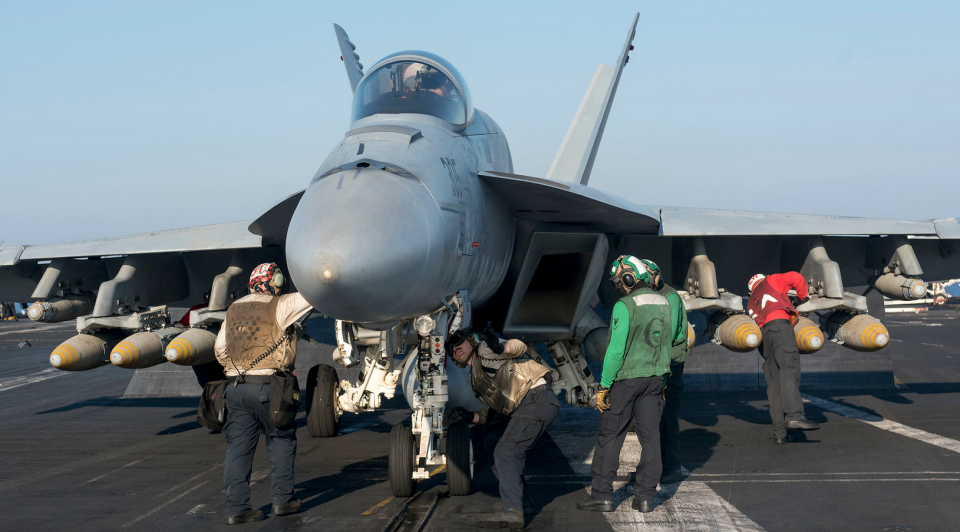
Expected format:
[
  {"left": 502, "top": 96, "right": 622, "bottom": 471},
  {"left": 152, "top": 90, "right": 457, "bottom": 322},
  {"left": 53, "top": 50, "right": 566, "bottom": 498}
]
[
  {"left": 746, "top": 272, "right": 820, "bottom": 443},
  {"left": 214, "top": 263, "right": 312, "bottom": 525},
  {"left": 447, "top": 328, "right": 558, "bottom": 530}
]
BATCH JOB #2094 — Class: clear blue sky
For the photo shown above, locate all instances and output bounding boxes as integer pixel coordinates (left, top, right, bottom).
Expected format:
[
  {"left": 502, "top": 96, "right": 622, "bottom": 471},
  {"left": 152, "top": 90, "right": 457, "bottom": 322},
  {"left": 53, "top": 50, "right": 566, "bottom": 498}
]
[{"left": 2, "top": 1, "right": 958, "bottom": 246}]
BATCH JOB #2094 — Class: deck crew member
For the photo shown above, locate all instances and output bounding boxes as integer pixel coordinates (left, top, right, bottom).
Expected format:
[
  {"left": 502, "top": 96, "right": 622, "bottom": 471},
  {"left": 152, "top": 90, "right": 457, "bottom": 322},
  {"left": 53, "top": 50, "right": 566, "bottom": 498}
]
[
  {"left": 578, "top": 255, "right": 673, "bottom": 514},
  {"left": 447, "top": 328, "right": 559, "bottom": 529},
  {"left": 214, "top": 263, "right": 312, "bottom": 525},
  {"left": 642, "top": 259, "right": 690, "bottom": 485},
  {"left": 746, "top": 272, "right": 820, "bottom": 444}
]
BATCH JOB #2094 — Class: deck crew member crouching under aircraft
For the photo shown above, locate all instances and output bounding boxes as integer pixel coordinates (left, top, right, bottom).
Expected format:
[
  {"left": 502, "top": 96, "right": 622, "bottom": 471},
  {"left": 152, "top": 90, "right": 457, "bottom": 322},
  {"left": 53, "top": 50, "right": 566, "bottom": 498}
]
[
  {"left": 578, "top": 255, "right": 673, "bottom": 514},
  {"left": 214, "top": 263, "right": 313, "bottom": 525},
  {"left": 447, "top": 329, "right": 559, "bottom": 529}
]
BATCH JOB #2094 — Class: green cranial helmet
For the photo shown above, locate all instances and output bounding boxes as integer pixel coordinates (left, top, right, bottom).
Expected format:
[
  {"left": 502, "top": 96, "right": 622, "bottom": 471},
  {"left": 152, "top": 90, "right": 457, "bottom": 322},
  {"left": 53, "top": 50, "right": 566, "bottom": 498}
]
[{"left": 609, "top": 255, "right": 652, "bottom": 289}]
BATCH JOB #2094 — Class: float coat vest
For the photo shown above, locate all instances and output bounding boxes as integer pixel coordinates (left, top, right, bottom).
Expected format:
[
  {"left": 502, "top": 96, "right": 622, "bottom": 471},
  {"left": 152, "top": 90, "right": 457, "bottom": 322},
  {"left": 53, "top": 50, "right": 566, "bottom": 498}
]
[
  {"left": 224, "top": 297, "right": 297, "bottom": 373},
  {"left": 607, "top": 288, "right": 674, "bottom": 382},
  {"left": 470, "top": 342, "right": 551, "bottom": 416},
  {"left": 747, "top": 279, "right": 799, "bottom": 327}
]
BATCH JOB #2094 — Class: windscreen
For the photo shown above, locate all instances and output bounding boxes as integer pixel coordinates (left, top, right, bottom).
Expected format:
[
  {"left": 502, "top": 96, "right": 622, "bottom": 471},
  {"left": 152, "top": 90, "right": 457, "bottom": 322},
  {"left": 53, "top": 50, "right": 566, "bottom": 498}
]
[{"left": 351, "top": 61, "right": 466, "bottom": 125}]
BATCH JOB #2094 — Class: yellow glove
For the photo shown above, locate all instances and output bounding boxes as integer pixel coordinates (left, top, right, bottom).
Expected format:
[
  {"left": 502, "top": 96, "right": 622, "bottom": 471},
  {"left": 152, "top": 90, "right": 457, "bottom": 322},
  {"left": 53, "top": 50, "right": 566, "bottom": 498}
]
[{"left": 596, "top": 386, "right": 611, "bottom": 413}]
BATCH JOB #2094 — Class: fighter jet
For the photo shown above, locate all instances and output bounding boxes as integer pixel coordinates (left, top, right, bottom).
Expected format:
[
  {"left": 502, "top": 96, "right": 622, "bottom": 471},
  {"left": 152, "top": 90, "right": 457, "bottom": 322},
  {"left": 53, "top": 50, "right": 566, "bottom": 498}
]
[{"left": 2, "top": 14, "right": 959, "bottom": 497}]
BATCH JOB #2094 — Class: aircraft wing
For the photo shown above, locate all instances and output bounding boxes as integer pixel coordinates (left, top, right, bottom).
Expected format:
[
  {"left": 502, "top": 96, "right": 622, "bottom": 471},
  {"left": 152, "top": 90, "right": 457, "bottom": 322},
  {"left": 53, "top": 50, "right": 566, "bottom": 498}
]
[
  {"left": 0, "top": 221, "right": 262, "bottom": 266},
  {"left": 479, "top": 170, "right": 957, "bottom": 238}
]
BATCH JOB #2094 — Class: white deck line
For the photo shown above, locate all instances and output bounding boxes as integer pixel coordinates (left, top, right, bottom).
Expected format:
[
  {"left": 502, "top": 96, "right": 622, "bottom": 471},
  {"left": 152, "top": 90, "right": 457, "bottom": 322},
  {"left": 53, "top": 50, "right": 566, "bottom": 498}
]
[{"left": 802, "top": 394, "right": 960, "bottom": 454}]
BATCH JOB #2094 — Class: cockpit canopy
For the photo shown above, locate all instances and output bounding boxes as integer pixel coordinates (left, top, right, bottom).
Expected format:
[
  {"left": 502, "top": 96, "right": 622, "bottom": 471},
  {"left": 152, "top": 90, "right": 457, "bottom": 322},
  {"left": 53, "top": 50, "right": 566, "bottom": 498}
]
[{"left": 351, "top": 51, "right": 473, "bottom": 126}]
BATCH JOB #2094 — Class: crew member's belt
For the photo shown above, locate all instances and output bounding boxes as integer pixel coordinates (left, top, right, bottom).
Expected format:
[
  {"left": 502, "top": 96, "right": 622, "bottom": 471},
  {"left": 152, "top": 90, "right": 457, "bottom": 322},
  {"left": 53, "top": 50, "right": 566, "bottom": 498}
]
[{"left": 229, "top": 375, "right": 274, "bottom": 384}]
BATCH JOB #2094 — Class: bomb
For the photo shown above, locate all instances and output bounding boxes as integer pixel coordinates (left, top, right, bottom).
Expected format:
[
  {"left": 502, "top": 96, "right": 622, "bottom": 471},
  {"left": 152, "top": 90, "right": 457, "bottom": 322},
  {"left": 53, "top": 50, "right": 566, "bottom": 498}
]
[
  {"left": 28, "top": 296, "right": 93, "bottom": 323},
  {"left": 873, "top": 273, "right": 926, "bottom": 300},
  {"left": 824, "top": 312, "right": 889, "bottom": 352},
  {"left": 110, "top": 328, "right": 180, "bottom": 369},
  {"left": 50, "top": 332, "right": 123, "bottom": 371},
  {"left": 710, "top": 313, "right": 762, "bottom": 352},
  {"left": 793, "top": 316, "right": 824, "bottom": 354},
  {"left": 165, "top": 328, "right": 218, "bottom": 366}
]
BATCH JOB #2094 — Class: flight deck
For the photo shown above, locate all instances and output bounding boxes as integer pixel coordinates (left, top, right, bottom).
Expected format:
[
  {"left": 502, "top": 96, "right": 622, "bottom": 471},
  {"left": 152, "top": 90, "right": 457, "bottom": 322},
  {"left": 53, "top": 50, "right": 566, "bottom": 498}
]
[{"left": 1, "top": 310, "right": 959, "bottom": 531}]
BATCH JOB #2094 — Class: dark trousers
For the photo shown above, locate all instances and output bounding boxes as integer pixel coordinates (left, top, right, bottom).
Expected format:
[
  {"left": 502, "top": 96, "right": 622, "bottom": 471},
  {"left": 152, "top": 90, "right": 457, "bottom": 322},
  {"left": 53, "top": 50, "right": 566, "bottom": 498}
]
[
  {"left": 485, "top": 386, "right": 560, "bottom": 511},
  {"left": 591, "top": 376, "right": 664, "bottom": 502},
  {"left": 659, "top": 362, "right": 684, "bottom": 473},
  {"left": 758, "top": 319, "right": 804, "bottom": 439},
  {"left": 223, "top": 382, "right": 298, "bottom": 515}
]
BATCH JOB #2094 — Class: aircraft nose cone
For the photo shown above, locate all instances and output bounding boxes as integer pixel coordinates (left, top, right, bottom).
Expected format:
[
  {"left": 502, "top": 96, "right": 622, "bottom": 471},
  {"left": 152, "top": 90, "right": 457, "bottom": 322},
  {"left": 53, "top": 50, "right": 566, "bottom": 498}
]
[{"left": 286, "top": 169, "right": 442, "bottom": 323}]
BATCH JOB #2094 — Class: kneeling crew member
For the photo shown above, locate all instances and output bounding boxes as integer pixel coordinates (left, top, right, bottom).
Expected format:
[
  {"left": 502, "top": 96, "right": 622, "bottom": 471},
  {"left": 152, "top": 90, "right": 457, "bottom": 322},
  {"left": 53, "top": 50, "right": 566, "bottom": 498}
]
[
  {"left": 746, "top": 272, "right": 819, "bottom": 444},
  {"left": 214, "top": 263, "right": 312, "bottom": 525},
  {"left": 579, "top": 255, "right": 673, "bottom": 514},
  {"left": 448, "top": 329, "right": 559, "bottom": 529}
]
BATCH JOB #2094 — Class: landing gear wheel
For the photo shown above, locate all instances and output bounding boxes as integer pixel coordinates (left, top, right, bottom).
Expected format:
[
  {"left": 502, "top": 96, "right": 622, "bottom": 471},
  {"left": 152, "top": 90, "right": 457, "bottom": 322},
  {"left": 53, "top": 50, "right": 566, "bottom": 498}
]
[
  {"left": 389, "top": 422, "right": 417, "bottom": 497},
  {"left": 446, "top": 421, "right": 473, "bottom": 496},
  {"left": 306, "top": 364, "right": 341, "bottom": 438}
]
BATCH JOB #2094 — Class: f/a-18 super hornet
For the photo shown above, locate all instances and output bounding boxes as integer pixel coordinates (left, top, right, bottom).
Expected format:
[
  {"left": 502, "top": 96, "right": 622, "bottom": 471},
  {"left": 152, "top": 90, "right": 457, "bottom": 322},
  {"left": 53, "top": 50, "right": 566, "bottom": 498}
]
[{"left": 2, "top": 14, "right": 959, "bottom": 496}]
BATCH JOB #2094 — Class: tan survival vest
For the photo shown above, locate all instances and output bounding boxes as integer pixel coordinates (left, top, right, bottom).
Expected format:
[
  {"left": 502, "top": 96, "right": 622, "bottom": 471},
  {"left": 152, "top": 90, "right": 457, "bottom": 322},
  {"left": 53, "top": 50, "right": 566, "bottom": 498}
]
[
  {"left": 470, "top": 342, "right": 550, "bottom": 416},
  {"left": 224, "top": 297, "right": 297, "bottom": 373}
]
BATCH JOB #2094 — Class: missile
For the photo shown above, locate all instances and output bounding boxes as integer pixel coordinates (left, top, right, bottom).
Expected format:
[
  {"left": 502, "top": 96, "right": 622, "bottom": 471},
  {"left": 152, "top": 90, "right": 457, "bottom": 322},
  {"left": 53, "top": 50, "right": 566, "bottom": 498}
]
[
  {"left": 794, "top": 316, "right": 824, "bottom": 354},
  {"left": 825, "top": 312, "right": 889, "bottom": 351},
  {"left": 165, "top": 328, "right": 218, "bottom": 366},
  {"left": 110, "top": 328, "right": 179, "bottom": 369},
  {"left": 27, "top": 296, "right": 93, "bottom": 323},
  {"left": 710, "top": 313, "right": 762, "bottom": 352},
  {"left": 50, "top": 332, "right": 122, "bottom": 371},
  {"left": 873, "top": 273, "right": 926, "bottom": 300}
]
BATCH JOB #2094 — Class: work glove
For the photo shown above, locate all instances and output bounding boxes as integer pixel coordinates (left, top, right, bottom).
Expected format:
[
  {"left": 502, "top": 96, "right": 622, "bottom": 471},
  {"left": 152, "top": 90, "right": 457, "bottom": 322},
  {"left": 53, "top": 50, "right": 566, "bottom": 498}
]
[
  {"left": 483, "top": 323, "right": 505, "bottom": 354},
  {"left": 790, "top": 295, "right": 810, "bottom": 307},
  {"left": 447, "top": 406, "right": 472, "bottom": 424},
  {"left": 596, "top": 386, "right": 611, "bottom": 413}
]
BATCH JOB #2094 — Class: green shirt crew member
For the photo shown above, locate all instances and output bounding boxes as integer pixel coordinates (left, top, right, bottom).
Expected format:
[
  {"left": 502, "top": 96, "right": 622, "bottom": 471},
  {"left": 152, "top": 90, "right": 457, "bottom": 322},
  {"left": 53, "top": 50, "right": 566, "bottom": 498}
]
[
  {"left": 579, "top": 255, "right": 673, "bottom": 515},
  {"left": 645, "top": 260, "right": 690, "bottom": 485}
]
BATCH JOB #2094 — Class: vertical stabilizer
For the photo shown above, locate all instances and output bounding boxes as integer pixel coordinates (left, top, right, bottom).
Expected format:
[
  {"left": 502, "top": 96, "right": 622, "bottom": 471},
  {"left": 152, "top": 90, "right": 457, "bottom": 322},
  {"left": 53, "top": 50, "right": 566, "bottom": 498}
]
[
  {"left": 334, "top": 24, "right": 364, "bottom": 93},
  {"left": 545, "top": 13, "right": 639, "bottom": 186}
]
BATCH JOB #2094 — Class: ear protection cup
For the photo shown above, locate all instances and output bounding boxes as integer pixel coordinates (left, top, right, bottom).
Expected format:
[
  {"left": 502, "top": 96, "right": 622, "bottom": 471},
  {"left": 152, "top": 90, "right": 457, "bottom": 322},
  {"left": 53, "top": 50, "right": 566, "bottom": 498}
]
[
  {"left": 272, "top": 272, "right": 284, "bottom": 288},
  {"left": 621, "top": 272, "right": 636, "bottom": 288}
]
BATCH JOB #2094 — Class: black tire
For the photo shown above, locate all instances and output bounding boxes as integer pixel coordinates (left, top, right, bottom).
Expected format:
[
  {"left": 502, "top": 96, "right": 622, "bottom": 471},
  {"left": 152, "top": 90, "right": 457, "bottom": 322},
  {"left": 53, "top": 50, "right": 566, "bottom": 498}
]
[
  {"left": 306, "top": 364, "right": 341, "bottom": 438},
  {"left": 389, "top": 422, "right": 417, "bottom": 497},
  {"left": 446, "top": 422, "right": 473, "bottom": 496}
]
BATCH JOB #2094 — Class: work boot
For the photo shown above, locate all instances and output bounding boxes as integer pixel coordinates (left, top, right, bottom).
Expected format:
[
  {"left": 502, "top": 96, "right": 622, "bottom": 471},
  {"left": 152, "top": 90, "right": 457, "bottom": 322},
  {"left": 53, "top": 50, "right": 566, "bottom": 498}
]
[
  {"left": 477, "top": 508, "right": 524, "bottom": 529},
  {"left": 577, "top": 498, "right": 615, "bottom": 512},
  {"left": 273, "top": 498, "right": 302, "bottom": 516},
  {"left": 774, "top": 436, "right": 788, "bottom": 445},
  {"left": 632, "top": 497, "right": 655, "bottom": 513},
  {"left": 226, "top": 509, "right": 265, "bottom": 525},
  {"left": 785, "top": 418, "right": 820, "bottom": 430},
  {"left": 660, "top": 468, "right": 683, "bottom": 485}
]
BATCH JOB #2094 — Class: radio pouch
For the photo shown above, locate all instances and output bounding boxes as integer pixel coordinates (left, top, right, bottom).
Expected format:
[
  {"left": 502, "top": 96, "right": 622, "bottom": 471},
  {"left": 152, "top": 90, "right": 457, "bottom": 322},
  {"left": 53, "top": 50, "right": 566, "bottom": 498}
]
[
  {"left": 197, "top": 379, "right": 228, "bottom": 430},
  {"left": 270, "top": 371, "right": 301, "bottom": 430}
]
